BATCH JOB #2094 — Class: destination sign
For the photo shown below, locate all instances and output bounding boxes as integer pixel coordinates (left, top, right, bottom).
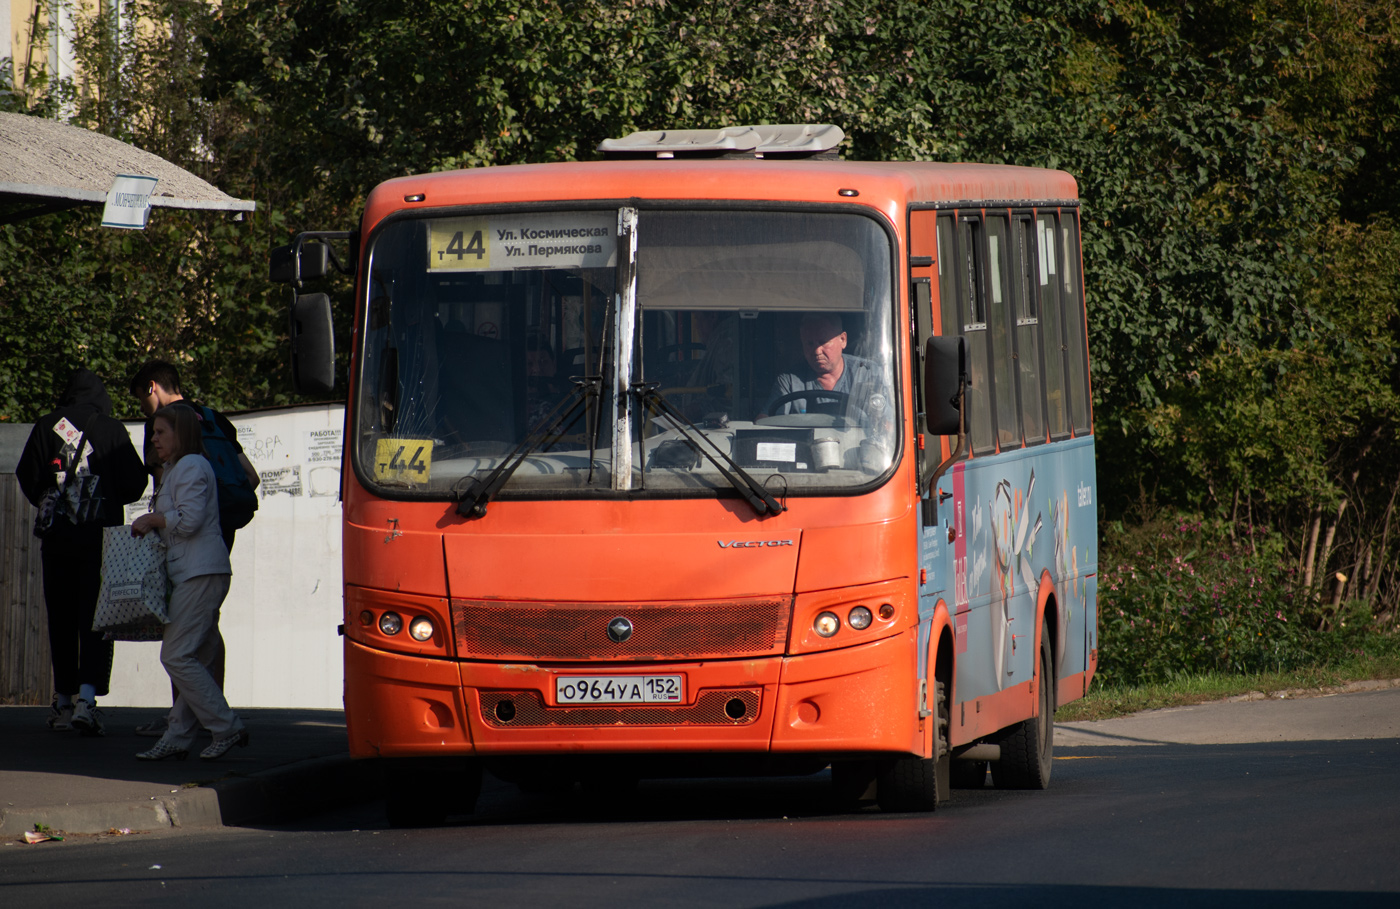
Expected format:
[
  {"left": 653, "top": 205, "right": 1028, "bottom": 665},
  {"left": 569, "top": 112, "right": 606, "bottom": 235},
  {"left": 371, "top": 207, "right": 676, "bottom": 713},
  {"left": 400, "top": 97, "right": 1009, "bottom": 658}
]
[{"left": 428, "top": 212, "right": 617, "bottom": 271}]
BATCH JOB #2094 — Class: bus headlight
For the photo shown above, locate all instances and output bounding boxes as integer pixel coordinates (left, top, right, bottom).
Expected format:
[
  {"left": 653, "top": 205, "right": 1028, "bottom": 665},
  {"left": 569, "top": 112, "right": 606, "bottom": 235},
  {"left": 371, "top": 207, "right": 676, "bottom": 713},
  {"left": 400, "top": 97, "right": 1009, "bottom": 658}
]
[
  {"left": 409, "top": 616, "right": 434, "bottom": 642},
  {"left": 378, "top": 611, "right": 403, "bottom": 635},
  {"left": 847, "top": 606, "right": 873, "bottom": 630},
  {"left": 814, "top": 612, "right": 840, "bottom": 637}
]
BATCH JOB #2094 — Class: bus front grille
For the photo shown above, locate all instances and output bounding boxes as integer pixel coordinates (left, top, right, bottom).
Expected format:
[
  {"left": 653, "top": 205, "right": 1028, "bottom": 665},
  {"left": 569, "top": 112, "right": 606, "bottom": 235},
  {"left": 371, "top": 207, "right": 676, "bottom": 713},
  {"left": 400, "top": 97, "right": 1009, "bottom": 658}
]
[
  {"left": 450, "top": 597, "right": 792, "bottom": 661},
  {"left": 479, "top": 688, "right": 763, "bottom": 727}
]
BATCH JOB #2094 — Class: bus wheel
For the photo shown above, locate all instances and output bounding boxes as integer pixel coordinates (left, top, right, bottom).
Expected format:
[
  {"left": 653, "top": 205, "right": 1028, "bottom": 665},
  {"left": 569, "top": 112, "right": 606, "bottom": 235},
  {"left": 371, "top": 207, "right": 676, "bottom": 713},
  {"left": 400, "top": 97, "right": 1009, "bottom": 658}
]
[
  {"left": 992, "top": 635, "right": 1054, "bottom": 790},
  {"left": 876, "top": 681, "right": 951, "bottom": 812}
]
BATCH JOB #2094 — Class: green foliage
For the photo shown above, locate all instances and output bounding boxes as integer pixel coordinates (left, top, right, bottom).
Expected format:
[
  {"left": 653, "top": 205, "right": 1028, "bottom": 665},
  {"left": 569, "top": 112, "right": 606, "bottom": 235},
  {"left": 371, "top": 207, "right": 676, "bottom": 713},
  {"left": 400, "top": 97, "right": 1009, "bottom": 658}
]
[
  {"left": 0, "top": 0, "right": 296, "bottom": 420},
  {"left": 0, "top": 203, "right": 293, "bottom": 420},
  {"left": 1128, "top": 219, "right": 1400, "bottom": 511},
  {"left": 201, "top": 0, "right": 1091, "bottom": 217},
  {"left": 1098, "top": 515, "right": 1380, "bottom": 686}
]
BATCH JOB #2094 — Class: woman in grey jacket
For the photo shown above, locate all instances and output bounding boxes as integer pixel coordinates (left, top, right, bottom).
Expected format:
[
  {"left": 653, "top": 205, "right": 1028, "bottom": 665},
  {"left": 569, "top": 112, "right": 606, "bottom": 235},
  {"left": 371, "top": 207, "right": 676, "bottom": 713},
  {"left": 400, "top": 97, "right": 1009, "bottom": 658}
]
[{"left": 131, "top": 404, "right": 248, "bottom": 761}]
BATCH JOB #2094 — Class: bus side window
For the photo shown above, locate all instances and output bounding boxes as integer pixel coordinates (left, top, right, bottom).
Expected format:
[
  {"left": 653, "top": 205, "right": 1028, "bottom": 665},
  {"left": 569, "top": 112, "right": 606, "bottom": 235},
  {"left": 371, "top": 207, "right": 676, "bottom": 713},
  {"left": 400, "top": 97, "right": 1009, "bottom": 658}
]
[
  {"left": 957, "top": 213, "right": 995, "bottom": 455},
  {"left": 936, "top": 215, "right": 958, "bottom": 340},
  {"left": 1036, "top": 213, "right": 1070, "bottom": 438},
  {"left": 1059, "top": 212, "right": 1092, "bottom": 434},
  {"left": 985, "top": 214, "right": 1020, "bottom": 451},
  {"left": 1013, "top": 215, "right": 1046, "bottom": 445}
]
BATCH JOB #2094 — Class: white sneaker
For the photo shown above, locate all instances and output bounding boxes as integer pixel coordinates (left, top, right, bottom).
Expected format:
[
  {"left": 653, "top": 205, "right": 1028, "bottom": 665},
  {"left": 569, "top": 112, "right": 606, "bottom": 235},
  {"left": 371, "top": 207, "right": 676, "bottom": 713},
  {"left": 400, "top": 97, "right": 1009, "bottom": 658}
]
[
  {"left": 47, "top": 700, "right": 74, "bottom": 731},
  {"left": 71, "top": 698, "right": 106, "bottom": 737}
]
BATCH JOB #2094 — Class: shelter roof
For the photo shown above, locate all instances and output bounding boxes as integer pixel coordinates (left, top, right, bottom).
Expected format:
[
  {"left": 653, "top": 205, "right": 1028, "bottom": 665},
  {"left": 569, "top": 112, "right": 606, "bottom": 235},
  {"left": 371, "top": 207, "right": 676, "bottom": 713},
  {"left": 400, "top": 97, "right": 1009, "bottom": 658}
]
[{"left": 0, "top": 111, "right": 255, "bottom": 223}]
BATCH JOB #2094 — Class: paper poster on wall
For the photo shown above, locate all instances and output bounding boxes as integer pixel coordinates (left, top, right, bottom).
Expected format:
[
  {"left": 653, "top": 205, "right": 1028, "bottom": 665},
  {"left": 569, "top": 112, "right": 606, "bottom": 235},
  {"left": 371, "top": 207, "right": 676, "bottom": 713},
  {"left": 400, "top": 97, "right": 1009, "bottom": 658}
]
[
  {"left": 305, "top": 429, "right": 342, "bottom": 464},
  {"left": 260, "top": 465, "right": 304, "bottom": 497}
]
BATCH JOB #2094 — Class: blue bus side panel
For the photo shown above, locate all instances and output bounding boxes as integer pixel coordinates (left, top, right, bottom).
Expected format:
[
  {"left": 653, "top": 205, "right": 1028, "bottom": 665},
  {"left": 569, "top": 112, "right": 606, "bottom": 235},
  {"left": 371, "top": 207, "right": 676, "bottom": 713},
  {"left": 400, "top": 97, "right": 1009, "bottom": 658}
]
[{"left": 920, "top": 436, "right": 1096, "bottom": 706}]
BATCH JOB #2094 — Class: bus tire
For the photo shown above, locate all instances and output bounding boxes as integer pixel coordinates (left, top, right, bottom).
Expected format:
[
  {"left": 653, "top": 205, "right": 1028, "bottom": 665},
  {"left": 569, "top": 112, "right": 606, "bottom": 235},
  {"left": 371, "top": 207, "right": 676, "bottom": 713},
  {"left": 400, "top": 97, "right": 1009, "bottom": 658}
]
[
  {"left": 992, "top": 634, "right": 1054, "bottom": 790},
  {"left": 876, "top": 680, "right": 950, "bottom": 812}
]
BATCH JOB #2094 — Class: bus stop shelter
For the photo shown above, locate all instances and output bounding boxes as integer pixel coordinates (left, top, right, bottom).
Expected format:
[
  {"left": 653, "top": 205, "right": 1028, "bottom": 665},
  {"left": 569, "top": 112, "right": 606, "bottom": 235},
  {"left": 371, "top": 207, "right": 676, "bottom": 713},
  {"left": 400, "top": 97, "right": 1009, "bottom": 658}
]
[{"left": 0, "top": 110, "right": 255, "bottom": 225}]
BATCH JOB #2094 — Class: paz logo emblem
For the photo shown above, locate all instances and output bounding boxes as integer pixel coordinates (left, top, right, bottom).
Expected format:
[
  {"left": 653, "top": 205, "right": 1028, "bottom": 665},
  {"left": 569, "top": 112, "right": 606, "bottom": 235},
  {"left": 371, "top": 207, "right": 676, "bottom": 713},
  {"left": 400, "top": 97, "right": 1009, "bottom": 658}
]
[{"left": 607, "top": 616, "right": 633, "bottom": 644}]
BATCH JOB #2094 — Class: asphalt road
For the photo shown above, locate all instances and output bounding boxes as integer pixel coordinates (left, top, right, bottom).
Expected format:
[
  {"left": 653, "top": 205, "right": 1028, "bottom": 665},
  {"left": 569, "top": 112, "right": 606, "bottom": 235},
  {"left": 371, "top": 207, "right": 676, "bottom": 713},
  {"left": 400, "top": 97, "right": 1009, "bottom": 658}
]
[{"left": 5, "top": 692, "right": 1400, "bottom": 907}]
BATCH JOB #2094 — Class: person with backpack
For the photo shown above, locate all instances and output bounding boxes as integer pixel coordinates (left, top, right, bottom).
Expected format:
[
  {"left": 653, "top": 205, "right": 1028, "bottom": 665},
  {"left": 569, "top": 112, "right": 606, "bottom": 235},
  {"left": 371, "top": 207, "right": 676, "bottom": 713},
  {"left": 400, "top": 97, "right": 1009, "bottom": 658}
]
[
  {"left": 16, "top": 368, "right": 148, "bottom": 736},
  {"left": 128, "top": 360, "right": 259, "bottom": 738},
  {"left": 130, "top": 404, "right": 248, "bottom": 760}
]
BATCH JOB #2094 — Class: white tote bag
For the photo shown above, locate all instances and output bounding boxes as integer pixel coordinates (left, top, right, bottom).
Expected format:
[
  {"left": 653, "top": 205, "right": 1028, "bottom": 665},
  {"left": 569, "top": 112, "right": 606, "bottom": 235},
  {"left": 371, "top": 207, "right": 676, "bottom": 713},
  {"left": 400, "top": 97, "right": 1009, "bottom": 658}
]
[{"left": 94, "top": 526, "right": 169, "bottom": 640}]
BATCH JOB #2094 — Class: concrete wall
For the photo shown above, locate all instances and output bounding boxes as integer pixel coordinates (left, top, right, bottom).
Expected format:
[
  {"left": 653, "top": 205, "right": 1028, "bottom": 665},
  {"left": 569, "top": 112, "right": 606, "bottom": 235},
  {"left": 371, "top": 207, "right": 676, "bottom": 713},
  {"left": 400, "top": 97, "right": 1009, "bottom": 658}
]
[{"left": 2, "top": 404, "right": 347, "bottom": 709}]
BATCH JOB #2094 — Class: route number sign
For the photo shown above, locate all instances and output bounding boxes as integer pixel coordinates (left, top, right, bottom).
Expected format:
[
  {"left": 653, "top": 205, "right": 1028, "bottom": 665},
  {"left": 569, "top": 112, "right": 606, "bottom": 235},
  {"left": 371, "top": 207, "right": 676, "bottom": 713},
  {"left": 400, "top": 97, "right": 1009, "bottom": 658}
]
[{"left": 374, "top": 438, "right": 434, "bottom": 485}]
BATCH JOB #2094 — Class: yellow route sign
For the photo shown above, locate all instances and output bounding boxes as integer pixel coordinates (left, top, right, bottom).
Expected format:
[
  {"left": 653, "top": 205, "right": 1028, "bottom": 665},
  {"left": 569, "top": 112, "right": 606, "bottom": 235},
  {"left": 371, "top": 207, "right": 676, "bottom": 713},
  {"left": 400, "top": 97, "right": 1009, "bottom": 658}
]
[
  {"left": 427, "top": 212, "right": 615, "bottom": 272},
  {"left": 429, "top": 219, "right": 490, "bottom": 270},
  {"left": 374, "top": 438, "right": 434, "bottom": 485}
]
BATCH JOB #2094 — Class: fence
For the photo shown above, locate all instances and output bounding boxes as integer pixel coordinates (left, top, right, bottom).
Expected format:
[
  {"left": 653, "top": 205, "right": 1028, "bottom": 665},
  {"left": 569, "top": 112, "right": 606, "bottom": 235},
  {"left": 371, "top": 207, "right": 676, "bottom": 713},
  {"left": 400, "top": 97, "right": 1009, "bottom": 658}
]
[{"left": 0, "top": 468, "right": 50, "bottom": 705}]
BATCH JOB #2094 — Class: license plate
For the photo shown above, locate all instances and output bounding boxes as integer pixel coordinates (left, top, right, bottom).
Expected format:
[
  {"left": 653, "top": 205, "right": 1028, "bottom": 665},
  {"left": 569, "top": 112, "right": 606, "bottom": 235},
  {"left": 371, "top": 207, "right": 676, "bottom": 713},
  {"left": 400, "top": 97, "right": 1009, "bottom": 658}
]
[{"left": 556, "top": 675, "right": 684, "bottom": 705}]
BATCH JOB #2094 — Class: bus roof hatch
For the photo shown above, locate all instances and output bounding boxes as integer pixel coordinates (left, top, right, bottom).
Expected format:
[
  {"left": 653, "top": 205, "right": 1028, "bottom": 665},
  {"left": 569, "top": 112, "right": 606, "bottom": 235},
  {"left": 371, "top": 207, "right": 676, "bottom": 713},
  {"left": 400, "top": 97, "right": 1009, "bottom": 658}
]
[{"left": 598, "top": 124, "right": 844, "bottom": 159}]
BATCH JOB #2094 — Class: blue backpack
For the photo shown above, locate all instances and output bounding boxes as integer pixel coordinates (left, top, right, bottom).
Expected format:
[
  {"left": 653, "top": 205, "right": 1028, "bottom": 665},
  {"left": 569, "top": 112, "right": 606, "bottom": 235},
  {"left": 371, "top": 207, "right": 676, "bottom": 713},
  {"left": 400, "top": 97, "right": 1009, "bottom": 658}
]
[{"left": 197, "top": 405, "right": 258, "bottom": 529}]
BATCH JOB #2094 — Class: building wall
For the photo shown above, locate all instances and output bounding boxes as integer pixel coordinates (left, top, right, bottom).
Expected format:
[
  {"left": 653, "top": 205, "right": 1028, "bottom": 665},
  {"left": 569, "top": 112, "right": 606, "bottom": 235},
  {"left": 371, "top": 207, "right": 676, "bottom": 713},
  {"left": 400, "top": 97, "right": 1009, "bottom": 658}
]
[
  {"left": 1, "top": 403, "right": 347, "bottom": 709},
  {"left": 3, "top": 0, "right": 108, "bottom": 93}
]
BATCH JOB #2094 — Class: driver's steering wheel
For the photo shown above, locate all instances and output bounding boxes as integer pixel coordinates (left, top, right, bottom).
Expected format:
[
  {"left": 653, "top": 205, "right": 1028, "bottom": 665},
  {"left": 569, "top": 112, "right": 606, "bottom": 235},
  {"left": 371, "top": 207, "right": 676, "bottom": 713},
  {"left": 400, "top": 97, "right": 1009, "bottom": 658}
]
[{"left": 767, "top": 389, "right": 853, "bottom": 417}]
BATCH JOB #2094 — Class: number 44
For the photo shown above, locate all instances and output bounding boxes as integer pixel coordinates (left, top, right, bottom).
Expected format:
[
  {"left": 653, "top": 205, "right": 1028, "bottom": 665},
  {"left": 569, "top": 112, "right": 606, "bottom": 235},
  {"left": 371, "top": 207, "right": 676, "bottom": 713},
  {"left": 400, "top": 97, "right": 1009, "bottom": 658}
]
[
  {"left": 443, "top": 230, "right": 485, "bottom": 260},
  {"left": 386, "top": 445, "right": 428, "bottom": 474}
]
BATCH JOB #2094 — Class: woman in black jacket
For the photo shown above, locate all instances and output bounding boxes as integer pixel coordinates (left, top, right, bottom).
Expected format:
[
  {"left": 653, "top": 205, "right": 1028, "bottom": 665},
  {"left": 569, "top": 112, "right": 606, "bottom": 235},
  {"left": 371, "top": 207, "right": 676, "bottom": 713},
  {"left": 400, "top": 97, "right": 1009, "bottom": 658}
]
[{"left": 16, "top": 368, "right": 148, "bottom": 736}]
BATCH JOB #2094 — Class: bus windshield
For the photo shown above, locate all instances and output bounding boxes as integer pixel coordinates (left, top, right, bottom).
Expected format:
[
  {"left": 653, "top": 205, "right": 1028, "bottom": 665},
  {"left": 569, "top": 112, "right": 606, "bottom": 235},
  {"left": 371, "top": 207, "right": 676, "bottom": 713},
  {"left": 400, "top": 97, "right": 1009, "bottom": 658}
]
[{"left": 354, "top": 207, "right": 896, "bottom": 498}]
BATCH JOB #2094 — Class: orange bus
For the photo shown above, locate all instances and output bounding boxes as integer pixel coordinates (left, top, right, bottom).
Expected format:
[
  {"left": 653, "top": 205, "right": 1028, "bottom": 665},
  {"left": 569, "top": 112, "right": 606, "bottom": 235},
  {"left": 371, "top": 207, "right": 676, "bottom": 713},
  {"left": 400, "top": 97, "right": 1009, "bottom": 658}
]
[{"left": 271, "top": 124, "right": 1098, "bottom": 825}]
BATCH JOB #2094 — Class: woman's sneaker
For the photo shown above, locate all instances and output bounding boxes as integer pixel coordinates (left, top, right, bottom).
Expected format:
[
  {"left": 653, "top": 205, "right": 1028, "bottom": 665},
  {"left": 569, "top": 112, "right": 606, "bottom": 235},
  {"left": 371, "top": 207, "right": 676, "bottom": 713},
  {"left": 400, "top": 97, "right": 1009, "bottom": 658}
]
[
  {"left": 70, "top": 698, "right": 106, "bottom": 737},
  {"left": 47, "top": 699, "right": 74, "bottom": 731}
]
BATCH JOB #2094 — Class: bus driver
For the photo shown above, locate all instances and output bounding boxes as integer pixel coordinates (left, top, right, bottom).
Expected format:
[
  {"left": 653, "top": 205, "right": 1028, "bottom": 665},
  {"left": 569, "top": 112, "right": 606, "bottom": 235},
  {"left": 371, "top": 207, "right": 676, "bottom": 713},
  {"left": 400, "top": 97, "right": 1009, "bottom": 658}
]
[{"left": 762, "top": 313, "right": 891, "bottom": 436}]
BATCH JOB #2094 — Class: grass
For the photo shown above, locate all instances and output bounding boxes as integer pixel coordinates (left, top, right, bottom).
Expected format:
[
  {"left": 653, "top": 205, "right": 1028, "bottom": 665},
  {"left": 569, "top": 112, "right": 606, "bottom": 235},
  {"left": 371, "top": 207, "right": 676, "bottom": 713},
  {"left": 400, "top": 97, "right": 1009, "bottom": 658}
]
[{"left": 1057, "top": 647, "right": 1400, "bottom": 723}]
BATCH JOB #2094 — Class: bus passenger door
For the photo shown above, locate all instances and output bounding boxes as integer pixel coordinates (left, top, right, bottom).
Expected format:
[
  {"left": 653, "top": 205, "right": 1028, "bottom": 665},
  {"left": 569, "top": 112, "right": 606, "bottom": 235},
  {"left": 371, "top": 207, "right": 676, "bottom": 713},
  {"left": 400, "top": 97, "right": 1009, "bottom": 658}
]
[{"left": 910, "top": 211, "right": 959, "bottom": 690}]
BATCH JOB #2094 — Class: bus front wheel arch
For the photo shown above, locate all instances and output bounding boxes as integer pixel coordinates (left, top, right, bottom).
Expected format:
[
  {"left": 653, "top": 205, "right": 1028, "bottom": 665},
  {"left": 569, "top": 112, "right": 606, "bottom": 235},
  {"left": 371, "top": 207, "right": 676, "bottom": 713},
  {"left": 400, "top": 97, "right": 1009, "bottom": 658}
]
[{"left": 875, "top": 642, "right": 953, "bottom": 813}]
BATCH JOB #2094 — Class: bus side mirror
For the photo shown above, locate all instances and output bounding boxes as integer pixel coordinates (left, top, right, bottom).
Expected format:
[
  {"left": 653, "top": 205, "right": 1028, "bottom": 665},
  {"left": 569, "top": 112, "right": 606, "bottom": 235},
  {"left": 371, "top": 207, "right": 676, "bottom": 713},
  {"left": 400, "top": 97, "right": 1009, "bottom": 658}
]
[
  {"left": 924, "top": 335, "right": 966, "bottom": 435},
  {"left": 290, "top": 293, "right": 336, "bottom": 394},
  {"left": 269, "top": 241, "right": 331, "bottom": 284}
]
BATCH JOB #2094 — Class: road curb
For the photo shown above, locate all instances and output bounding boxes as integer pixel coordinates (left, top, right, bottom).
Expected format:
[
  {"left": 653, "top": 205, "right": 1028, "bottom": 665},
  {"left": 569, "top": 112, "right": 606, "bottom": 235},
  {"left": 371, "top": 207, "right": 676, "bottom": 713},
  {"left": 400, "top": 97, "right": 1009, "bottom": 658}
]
[
  {"left": 1224, "top": 677, "right": 1400, "bottom": 702},
  {"left": 0, "top": 754, "right": 379, "bottom": 836}
]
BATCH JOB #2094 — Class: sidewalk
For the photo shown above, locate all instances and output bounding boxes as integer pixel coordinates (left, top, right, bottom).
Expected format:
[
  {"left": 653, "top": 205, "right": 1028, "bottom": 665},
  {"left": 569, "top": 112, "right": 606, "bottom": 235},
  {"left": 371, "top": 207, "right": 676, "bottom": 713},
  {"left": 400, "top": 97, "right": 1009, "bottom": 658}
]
[
  {"left": 0, "top": 706, "right": 377, "bottom": 836},
  {"left": 1055, "top": 679, "right": 1400, "bottom": 747}
]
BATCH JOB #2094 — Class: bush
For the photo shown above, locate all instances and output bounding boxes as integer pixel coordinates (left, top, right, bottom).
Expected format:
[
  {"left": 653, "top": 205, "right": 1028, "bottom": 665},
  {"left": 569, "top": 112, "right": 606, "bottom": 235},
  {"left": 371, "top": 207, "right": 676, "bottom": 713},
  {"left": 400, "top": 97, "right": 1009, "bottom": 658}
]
[{"left": 1096, "top": 516, "right": 1376, "bottom": 687}]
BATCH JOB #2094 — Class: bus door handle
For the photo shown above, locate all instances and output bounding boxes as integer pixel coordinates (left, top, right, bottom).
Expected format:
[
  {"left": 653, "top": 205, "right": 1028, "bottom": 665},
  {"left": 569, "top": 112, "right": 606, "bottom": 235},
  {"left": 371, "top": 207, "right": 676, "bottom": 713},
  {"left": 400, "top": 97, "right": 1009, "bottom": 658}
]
[{"left": 938, "top": 489, "right": 952, "bottom": 503}]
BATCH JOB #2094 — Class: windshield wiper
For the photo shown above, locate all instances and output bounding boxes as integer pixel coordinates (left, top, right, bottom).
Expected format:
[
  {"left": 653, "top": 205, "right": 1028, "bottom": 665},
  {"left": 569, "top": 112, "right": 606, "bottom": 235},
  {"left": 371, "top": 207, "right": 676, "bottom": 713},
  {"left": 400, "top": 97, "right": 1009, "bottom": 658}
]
[
  {"left": 632, "top": 382, "right": 785, "bottom": 517},
  {"left": 455, "top": 376, "right": 602, "bottom": 518}
]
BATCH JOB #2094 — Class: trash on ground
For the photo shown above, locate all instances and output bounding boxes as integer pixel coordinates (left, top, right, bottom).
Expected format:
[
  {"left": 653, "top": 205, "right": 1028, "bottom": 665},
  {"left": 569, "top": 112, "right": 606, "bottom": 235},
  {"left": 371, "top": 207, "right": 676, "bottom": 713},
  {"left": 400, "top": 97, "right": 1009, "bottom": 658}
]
[{"left": 23, "top": 830, "right": 63, "bottom": 844}]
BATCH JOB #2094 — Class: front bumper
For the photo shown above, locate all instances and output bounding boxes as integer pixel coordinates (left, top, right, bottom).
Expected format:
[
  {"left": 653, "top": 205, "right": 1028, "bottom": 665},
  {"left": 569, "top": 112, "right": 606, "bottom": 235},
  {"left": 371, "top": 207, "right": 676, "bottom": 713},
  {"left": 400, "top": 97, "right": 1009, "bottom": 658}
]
[{"left": 344, "top": 631, "right": 919, "bottom": 760}]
